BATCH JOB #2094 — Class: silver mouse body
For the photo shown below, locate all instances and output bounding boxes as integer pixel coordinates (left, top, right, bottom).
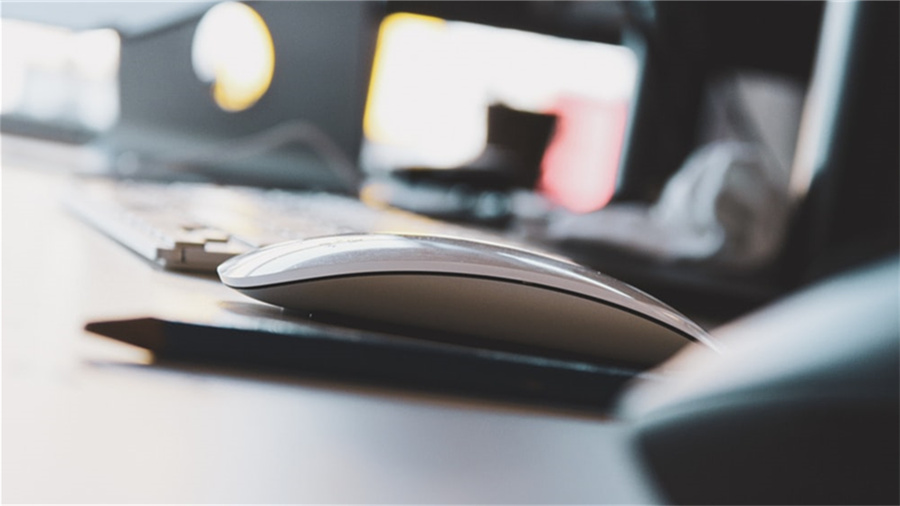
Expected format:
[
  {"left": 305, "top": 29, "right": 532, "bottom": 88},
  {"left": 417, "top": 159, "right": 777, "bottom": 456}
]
[{"left": 218, "top": 234, "right": 715, "bottom": 367}]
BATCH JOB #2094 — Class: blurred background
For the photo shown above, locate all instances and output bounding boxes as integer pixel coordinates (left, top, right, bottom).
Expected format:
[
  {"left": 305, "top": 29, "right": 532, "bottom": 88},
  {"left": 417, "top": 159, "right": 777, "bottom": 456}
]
[{"left": 2, "top": 1, "right": 897, "bottom": 323}]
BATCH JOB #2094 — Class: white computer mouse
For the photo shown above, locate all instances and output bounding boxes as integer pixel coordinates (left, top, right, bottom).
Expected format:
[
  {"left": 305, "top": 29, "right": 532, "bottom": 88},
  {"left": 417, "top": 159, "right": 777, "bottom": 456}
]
[{"left": 218, "top": 233, "right": 717, "bottom": 368}]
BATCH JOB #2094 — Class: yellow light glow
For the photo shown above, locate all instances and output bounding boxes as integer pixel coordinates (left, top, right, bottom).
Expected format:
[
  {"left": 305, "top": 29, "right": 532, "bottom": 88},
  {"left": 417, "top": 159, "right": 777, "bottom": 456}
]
[{"left": 192, "top": 2, "right": 275, "bottom": 112}]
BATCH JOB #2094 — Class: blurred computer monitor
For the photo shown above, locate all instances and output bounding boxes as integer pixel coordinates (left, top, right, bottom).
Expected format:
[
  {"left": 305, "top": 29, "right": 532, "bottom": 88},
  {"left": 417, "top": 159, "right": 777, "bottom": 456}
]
[
  {"left": 360, "top": 11, "right": 638, "bottom": 213},
  {"left": 100, "top": 1, "right": 380, "bottom": 192}
]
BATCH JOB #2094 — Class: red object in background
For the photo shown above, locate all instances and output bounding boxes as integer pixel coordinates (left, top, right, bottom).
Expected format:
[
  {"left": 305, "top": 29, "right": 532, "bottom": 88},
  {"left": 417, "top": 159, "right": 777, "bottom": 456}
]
[{"left": 538, "top": 95, "right": 629, "bottom": 213}]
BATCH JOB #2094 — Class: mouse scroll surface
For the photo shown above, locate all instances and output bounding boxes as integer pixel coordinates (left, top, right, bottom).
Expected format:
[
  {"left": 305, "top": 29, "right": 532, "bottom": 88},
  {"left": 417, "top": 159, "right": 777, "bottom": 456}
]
[{"left": 218, "top": 234, "right": 713, "bottom": 368}]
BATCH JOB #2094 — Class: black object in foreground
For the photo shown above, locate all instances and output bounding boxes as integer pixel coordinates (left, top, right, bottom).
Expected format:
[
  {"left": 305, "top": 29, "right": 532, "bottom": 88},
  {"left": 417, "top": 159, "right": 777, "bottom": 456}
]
[{"left": 85, "top": 313, "right": 649, "bottom": 410}]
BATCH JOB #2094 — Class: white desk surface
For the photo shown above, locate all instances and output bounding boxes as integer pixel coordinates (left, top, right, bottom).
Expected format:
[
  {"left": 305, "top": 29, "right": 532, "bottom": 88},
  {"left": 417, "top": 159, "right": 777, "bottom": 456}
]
[{"left": 1, "top": 145, "right": 659, "bottom": 503}]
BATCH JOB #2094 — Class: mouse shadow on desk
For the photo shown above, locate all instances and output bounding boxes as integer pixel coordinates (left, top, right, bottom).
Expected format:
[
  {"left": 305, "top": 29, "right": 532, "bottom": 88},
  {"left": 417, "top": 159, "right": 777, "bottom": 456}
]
[{"left": 215, "top": 301, "right": 649, "bottom": 374}]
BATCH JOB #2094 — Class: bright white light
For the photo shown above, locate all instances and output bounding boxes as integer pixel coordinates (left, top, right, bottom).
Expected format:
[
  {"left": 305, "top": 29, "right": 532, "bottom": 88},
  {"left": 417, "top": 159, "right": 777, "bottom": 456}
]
[
  {"left": 363, "top": 13, "right": 638, "bottom": 177},
  {"left": 192, "top": 1, "right": 275, "bottom": 112},
  {"left": 1, "top": 19, "right": 72, "bottom": 114},
  {"left": 0, "top": 18, "right": 120, "bottom": 129},
  {"left": 364, "top": 14, "right": 487, "bottom": 167},
  {"left": 72, "top": 29, "right": 120, "bottom": 81},
  {"left": 452, "top": 21, "right": 637, "bottom": 110}
]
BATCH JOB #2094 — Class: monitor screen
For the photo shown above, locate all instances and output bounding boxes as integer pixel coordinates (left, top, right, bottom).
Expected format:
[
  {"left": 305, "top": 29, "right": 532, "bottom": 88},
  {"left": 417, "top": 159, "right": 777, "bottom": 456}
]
[
  {"left": 98, "top": 1, "right": 380, "bottom": 191},
  {"left": 361, "top": 12, "right": 638, "bottom": 212}
]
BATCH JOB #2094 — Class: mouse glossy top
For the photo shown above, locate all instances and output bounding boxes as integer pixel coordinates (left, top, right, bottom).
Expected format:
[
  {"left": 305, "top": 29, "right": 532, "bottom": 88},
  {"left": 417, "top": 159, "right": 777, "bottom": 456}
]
[{"left": 218, "top": 234, "right": 716, "bottom": 367}]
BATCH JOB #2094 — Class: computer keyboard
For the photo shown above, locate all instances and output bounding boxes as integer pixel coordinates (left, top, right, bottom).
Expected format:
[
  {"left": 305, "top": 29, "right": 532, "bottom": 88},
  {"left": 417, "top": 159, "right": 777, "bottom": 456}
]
[{"left": 66, "top": 177, "right": 535, "bottom": 272}]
